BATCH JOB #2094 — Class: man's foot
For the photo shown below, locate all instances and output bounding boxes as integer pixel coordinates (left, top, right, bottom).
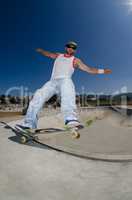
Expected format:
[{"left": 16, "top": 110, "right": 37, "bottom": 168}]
[
  {"left": 15, "top": 124, "right": 35, "bottom": 135},
  {"left": 65, "top": 120, "right": 84, "bottom": 129}
]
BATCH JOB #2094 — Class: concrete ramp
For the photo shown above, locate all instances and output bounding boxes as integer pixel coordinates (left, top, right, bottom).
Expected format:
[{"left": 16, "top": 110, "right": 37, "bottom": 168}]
[
  {"left": 7, "top": 108, "right": 132, "bottom": 161},
  {"left": 36, "top": 119, "right": 132, "bottom": 161}
]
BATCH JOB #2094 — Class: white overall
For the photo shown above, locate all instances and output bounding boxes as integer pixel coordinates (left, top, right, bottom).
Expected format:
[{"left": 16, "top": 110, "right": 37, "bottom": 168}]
[{"left": 23, "top": 54, "right": 78, "bottom": 128}]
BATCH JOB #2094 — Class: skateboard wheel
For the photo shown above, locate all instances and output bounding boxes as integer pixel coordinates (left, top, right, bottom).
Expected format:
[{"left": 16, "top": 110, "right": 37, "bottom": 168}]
[
  {"left": 20, "top": 136, "right": 27, "bottom": 144},
  {"left": 72, "top": 131, "right": 80, "bottom": 139}
]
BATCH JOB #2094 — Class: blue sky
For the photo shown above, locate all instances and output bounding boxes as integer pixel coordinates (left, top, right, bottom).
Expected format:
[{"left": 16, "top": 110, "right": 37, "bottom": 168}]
[{"left": 0, "top": 0, "right": 132, "bottom": 95}]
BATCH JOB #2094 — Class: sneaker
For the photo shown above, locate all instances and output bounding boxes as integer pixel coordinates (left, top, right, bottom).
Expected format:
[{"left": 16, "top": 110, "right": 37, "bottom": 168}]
[
  {"left": 15, "top": 124, "right": 35, "bottom": 134},
  {"left": 65, "top": 120, "right": 84, "bottom": 129}
]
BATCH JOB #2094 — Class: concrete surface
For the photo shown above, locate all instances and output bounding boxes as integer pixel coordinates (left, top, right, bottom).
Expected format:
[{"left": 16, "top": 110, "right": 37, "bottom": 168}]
[
  {"left": 0, "top": 122, "right": 132, "bottom": 199},
  {"left": 1, "top": 108, "right": 132, "bottom": 200}
]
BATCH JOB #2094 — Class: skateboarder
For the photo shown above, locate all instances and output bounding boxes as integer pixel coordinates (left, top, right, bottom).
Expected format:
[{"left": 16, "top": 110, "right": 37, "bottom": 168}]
[{"left": 16, "top": 41, "right": 111, "bottom": 131}]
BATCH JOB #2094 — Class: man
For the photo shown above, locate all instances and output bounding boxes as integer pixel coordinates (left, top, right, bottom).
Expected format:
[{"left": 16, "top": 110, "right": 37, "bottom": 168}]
[{"left": 16, "top": 41, "right": 111, "bottom": 131}]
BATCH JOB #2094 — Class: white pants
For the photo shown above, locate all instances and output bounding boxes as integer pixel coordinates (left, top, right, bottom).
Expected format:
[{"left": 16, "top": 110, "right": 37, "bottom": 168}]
[{"left": 23, "top": 78, "right": 78, "bottom": 128}]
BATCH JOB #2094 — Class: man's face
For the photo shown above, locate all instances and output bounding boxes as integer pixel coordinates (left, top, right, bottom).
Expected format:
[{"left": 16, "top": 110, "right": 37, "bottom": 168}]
[{"left": 65, "top": 46, "right": 76, "bottom": 55}]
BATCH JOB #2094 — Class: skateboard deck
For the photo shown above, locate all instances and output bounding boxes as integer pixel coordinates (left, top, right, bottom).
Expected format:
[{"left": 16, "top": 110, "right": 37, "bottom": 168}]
[
  {"left": 15, "top": 125, "right": 82, "bottom": 143},
  {"left": 0, "top": 121, "right": 83, "bottom": 144}
]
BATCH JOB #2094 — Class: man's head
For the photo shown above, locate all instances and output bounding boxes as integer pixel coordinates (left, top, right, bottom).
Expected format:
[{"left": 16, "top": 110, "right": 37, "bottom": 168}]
[{"left": 65, "top": 41, "right": 78, "bottom": 55}]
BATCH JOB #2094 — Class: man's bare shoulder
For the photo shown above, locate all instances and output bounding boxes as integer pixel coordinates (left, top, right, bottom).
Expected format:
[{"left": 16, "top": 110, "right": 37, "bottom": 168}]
[
  {"left": 55, "top": 53, "right": 62, "bottom": 58},
  {"left": 51, "top": 52, "right": 61, "bottom": 59}
]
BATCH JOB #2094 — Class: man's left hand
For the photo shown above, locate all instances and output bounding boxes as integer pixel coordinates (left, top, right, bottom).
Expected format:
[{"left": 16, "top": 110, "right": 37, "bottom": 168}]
[{"left": 104, "top": 69, "right": 112, "bottom": 74}]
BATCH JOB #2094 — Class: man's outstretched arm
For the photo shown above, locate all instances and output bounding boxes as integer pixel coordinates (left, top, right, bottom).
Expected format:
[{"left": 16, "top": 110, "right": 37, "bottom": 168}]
[
  {"left": 35, "top": 48, "right": 59, "bottom": 59},
  {"left": 75, "top": 59, "right": 112, "bottom": 74}
]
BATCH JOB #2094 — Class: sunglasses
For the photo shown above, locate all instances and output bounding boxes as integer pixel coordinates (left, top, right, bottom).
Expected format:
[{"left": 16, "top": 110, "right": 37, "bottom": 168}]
[{"left": 66, "top": 44, "right": 77, "bottom": 50}]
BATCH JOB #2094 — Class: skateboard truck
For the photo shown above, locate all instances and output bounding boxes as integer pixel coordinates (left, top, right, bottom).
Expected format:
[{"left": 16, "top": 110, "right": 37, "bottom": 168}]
[
  {"left": 15, "top": 126, "right": 38, "bottom": 144},
  {"left": 71, "top": 127, "right": 80, "bottom": 139}
]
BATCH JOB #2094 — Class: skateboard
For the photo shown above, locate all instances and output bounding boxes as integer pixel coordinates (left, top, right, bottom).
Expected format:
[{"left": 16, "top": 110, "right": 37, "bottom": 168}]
[
  {"left": 0, "top": 121, "right": 83, "bottom": 144},
  {"left": 15, "top": 124, "right": 82, "bottom": 143}
]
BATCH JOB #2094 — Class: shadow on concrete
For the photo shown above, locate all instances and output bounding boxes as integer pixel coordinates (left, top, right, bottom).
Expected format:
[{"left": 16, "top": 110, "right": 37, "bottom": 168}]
[{"left": 8, "top": 136, "right": 50, "bottom": 150}]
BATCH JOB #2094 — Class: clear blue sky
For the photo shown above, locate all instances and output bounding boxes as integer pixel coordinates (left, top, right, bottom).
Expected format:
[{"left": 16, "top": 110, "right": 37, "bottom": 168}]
[{"left": 0, "top": 0, "right": 132, "bottom": 95}]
